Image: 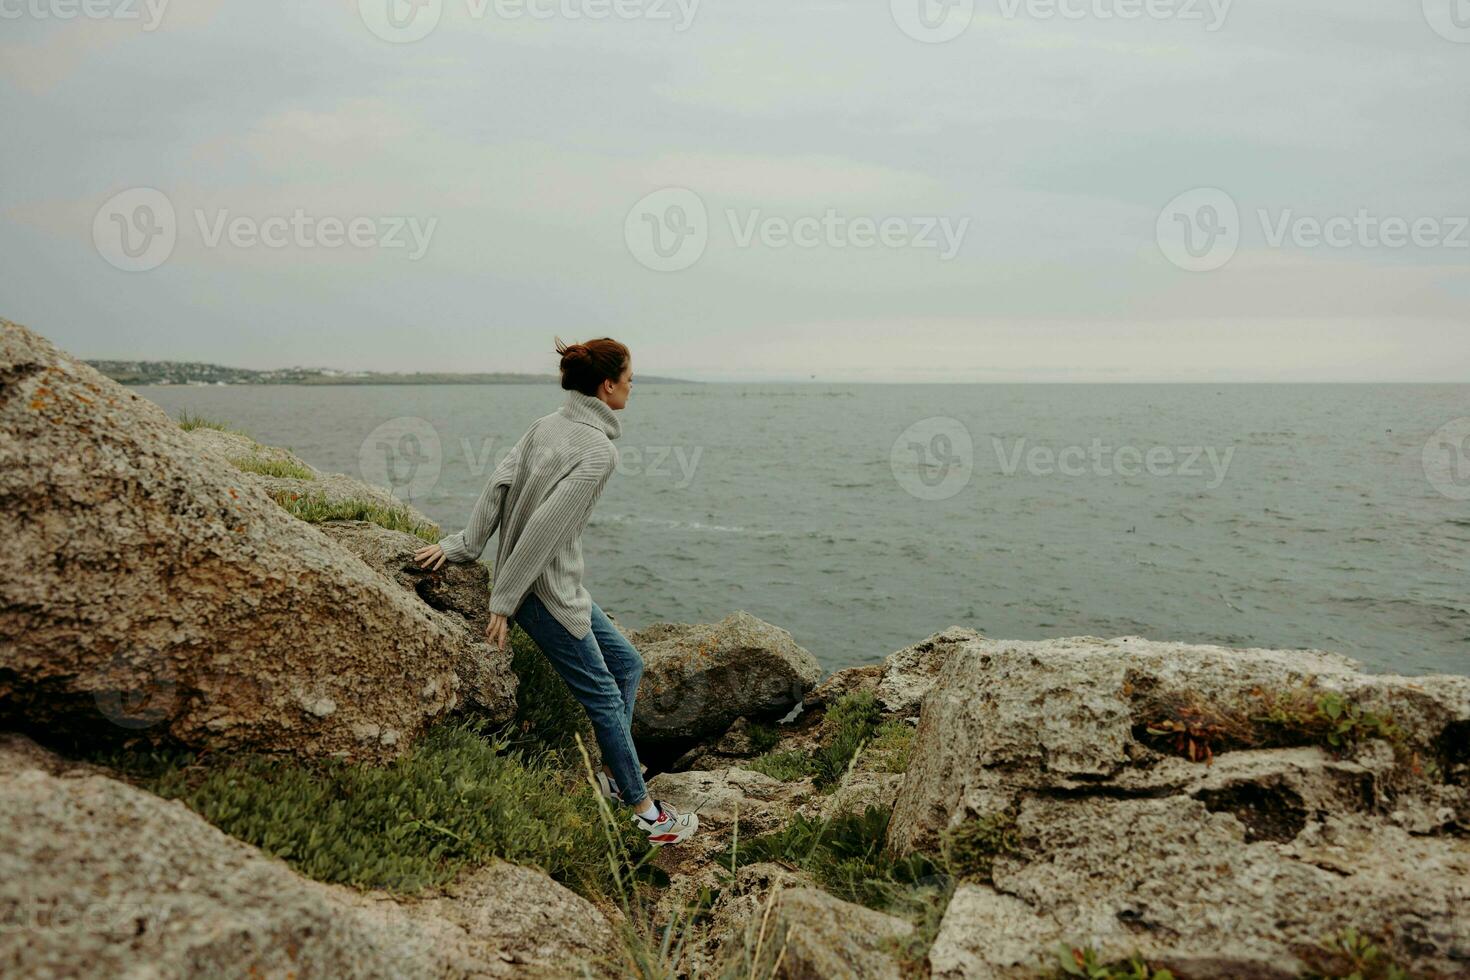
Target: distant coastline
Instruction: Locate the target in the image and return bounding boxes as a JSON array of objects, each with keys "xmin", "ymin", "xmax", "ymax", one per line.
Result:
[{"xmin": 84, "ymin": 359, "xmax": 697, "ymax": 387}]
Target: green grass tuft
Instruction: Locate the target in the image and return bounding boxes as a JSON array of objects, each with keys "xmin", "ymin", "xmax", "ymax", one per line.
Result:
[
  {"xmin": 270, "ymin": 490, "xmax": 440, "ymax": 543},
  {"xmin": 939, "ymin": 809, "xmax": 1021, "ymax": 883},
  {"xmin": 96, "ymin": 716, "xmax": 627, "ymax": 901},
  {"xmin": 1052, "ymin": 945, "xmax": 1174, "ymax": 979},
  {"xmin": 743, "ymin": 690, "xmax": 891, "ymax": 791},
  {"xmin": 229, "ymin": 455, "xmax": 317, "ymax": 480},
  {"xmin": 746, "ymin": 749, "xmax": 818, "ymax": 782},
  {"xmin": 176, "ymin": 410, "xmax": 243, "ymax": 433}
]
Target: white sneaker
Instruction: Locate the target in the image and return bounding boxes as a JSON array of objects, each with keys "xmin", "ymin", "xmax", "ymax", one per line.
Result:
[{"xmin": 631, "ymin": 798, "xmax": 699, "ymax": 845}]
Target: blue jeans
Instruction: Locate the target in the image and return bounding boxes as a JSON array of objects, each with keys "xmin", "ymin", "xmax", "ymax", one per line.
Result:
[{"xmin": 510, "ymin": 590, "xmax": 648, "ymax": 807}]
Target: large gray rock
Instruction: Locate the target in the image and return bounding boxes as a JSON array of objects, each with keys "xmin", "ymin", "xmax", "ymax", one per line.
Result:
[
  {"xmin": 630, "ymin": 611, "xmax": 821, "ymax": 747},
  {"xmin": 315, "ymin": 519, "xmax": 516, "ymax": 722},
  {"xmin": 699, "ymin": 862, "xmax": 913, "ymax": 980},
  {"xmin": 875, "ymin": 625, "xmax": 985, "ymax": 718},
  {"xmin": 0, "ymin": 734, "xmax": 616, "ymax": 979},
  {"xmin": 0, "ymin": 319, "xmax": 486, "ymax": 762},
  {"xmin": 888, "ymin": 635, "xmax": 1470, "ymax": 978},
  {"xmin": 642, "ymin": 766, "xmax": 821, "ymax": 887},
  {"xmin": 186, "ymin": 426, "xmax": 438, "ymax": 531}
]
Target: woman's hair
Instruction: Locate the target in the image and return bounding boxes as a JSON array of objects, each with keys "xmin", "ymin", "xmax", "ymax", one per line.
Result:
[{"xmin": 555, "ymin": 336, "xmax": 630, "ymax": 396}]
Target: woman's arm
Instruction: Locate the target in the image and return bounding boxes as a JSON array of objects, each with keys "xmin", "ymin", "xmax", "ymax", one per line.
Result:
[
  {"xmin": 436, "ymin": 432, "xmax": 526, "ymax": 563},
  {"xmin": 486, "ymin": 449, "xmax": 613, "ymax": 617}
]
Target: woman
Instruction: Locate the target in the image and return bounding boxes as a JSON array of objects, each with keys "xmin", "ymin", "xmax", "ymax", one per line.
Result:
[{"xmin": 413, "ymin": 337, "xmax": 698, "ymax": 845}]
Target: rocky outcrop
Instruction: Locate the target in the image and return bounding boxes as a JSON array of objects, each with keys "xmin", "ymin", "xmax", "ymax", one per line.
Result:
[
  {"xmin": 887, "ymin": 635, "xmax": 1470, "ymax": 978},
  {"xmin": 630, "ymin": 611, "xmax": 821, "ymax": 750},
  {"xmin": 693, "ymin": 862, "xmax": 914, "ymax": 979},
  {"xmin": 642, "ymin": 766, "xmax": 822, "ymax": 887},
  {"xmin": 0, "ymin": 734, "xmax": 616, "ymax": 979},
  {"xmin": 186, "ymin": 425, "xmax": 437, "ymax": 530},
  {"xmin": 316, "ymin": 520, "xmax": 516, "ymax": 721},
  {"xmin": 0, "ymin": 319, "xmax": 497, "ymax": 762},
  {"xmin": 874, "ymin": 625, "xmax": 984, "ymax": 718}
]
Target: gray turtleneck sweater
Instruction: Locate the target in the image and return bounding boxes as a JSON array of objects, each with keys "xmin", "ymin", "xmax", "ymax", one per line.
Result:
[{"xmin": 436, "ymin": 389, "xmax": 621, "ymax": 639}]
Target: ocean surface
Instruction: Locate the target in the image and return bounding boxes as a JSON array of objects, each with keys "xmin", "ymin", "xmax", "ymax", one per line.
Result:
[{"xmin": 137, "ymin": 383, "xmax": 1470, "ymax": 677}]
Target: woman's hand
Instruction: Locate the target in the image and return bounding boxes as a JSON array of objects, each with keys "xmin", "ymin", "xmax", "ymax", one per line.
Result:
[
  {"xmin": 486, "ymin": 613, "xmax": 510, "ymax": 652},
  {"xmin": 413, "ymin": 543, "xmax": 447, "ymax": 570}
]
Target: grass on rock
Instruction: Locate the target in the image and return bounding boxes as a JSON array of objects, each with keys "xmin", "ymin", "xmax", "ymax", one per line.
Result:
[
  {"xmin": 269, "ymin": 490, "xmax": 440, "ymax": 543},
  {"xmin": 229, "ymin": 455, "xmax": 316, "ymax": 480},
  {"xmin": 97, "ymin": 715, "xmax": 635, "ymax": 901},
  {"xmin": 745, "ymin": 690, "xmax": 913, "ymax": 789}
]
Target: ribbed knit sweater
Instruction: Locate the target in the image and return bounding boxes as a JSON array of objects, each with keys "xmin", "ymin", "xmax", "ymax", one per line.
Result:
[{"xmin": 436, "ymin": 389, "xmax": 621, "ymax": 639}]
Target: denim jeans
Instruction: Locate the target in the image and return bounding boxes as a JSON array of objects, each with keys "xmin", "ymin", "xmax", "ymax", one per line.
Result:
[{"xmin": 510, "ymin": 590, "xmax": 648, "ymax": 807}]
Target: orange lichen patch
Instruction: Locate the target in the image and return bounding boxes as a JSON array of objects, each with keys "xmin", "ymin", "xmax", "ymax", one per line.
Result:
[{"xmin": 229, "ymin": 488, "xmax": 239, "ymax": 499}]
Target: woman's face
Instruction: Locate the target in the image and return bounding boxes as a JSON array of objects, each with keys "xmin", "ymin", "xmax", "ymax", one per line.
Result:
[{"xmin": 602, "ymin": 360, "xmax": 633, "ymax": 409}]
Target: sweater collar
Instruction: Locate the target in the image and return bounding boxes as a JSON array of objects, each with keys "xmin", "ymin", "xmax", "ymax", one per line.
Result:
[{"xmin": 558, "ymin": 388, "xmax": 622, "ymax": 440}]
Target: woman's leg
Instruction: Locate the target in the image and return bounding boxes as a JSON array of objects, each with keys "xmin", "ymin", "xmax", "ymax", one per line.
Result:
[
  {"xmin": 589, "ymin": 600, "xmax": 643, "ymax": 733},
  {"xmin": 511, "ymin": 592, "xmax": 650, "ymax": 808}
]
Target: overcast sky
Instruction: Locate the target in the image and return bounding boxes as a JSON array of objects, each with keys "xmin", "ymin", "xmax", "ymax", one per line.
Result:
[{"xmin": 3, "ymin": 0, "xmax": 1468, "ymax": 382}]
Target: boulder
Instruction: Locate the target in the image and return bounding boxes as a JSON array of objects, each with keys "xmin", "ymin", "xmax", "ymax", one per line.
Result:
[
  {"xmin": 888, "ymin": 635, "xmax": 1470, "ymax": 978},
  {"xmin": 0, "ymin": 319, "xmax": 487, "ymax": 762},
  {"xmin": 0, "ymin": 734, "xmax": 617, "ymax": 979},
  {"xmin": 642, "ymin": 766, "xmax": 821, "ymax": 882},
  {"xmin": 802, "ymin": 663, "xmax": 884, "ymax": 712},
  {"xmin": 699, "ymin": 863, "xmax": 913, "ymax": 979},
  {"xmin": 315, "ymin": 519, "xmax": 516, "ymax": 721},
  {"xmin": 875, "ymin": 626, "xmax": 985, "ymax": 718},
  {"xmin": 630, "ymin": 611, "xmax": 821, "ymax": 749},
  {"xmin": 185, "ymin": 425, "xmax": 438, "ymax": 530}
]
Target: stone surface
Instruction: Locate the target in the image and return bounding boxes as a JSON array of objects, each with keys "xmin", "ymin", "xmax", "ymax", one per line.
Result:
[
  {"xmin": 643, "ymin": 766, "xmax": 821, "ymax": 884},
  {"xmin": 315, "ymin": 519, "xmax": 516, "ymax": 722},
  {"xmin": 0, "ymin": 319, "xmax": 486, "ymax": 762},
  {"xmin": 697, "ymin": 863, "xmax": 913, "ymax": 980},
  {"xmin": 890, "ymin": 635, "xmax": 1470, "ymax": 978},
  {"xmin": 186, "ymin": 425, "xmax": 437, "ymax": 530},
  {"xmin": 803, "ymin": 663, "xmax": 884, "ymax": 712},
  {"xmin": 875, "ymin": 626, "xmax": 985, "ymax": 718},
  {"xmin": 0, "ymin": 734, "xmax": 617, "ymax": 979},
  {"xmin": 630, "ymin": 611, "xmax": 821, "ymax": 748}
]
